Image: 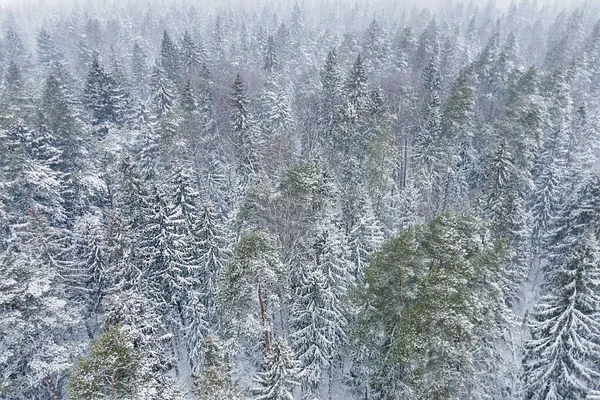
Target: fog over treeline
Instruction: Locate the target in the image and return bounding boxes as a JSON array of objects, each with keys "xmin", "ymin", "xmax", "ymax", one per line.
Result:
[{"xmin": 3, "ymin": 0, "xmax": 600, "ymax": 399}]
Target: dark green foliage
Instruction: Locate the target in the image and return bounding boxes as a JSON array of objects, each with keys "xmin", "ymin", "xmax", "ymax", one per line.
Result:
[
  {"xmin": 356, "ymin": 214, "xmax": 509, "ymax": 399},
  {"xmin": 68, "ymin": 326, "xmax": 139, "ymax": 400}
]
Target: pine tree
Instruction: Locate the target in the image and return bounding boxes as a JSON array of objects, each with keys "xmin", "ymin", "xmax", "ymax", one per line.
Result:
[
  {"xmin": 219, "ymin": 231, "xmax": 283, "ymax": 354},
  {"xmin": 196, "ymin": 334, "xmax": 242, "ymax": 400},
  {"xmin": 252, "ymin": 340, "xmax": 302, "ymax": 400},
  {"xmin": 523, "ymin": 229, "xmax": 600, "ymax": 399},
  {"xmin": 356, "ymin": 214, "xmax": 511, "ymax": 399},
  {"xmin": 68, "ymin": 326, "xmax": 140, "ymax": 399}
]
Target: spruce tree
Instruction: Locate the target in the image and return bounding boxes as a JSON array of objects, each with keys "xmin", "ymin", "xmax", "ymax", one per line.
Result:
[
  {"xmin": 160, "ymin": 31, "xmax": 181, "ymax": 85},
  {"xmin": 344, "ymin": 53, "xmax": 369, "ymax": 112},
  {"xmin": 264, "ymin": 35, "xmax": 279, "ymax": 73},
  {"xmin": 83, "ymin": 56, "xmax": 130, "ymax": 127},
  {"xmin": 150, "ymin": 62, "xmax": 176, "ymax": 120},
  {"xmin": 320, "ymin": 47, "xmax": 342, "ymax": 142},
  {"xmin": 231, "ymin": 73, "xmax": 259, "ymax": 184},
  {"xmin": 131, "ymin": 41, "xmax": 149, "ymax": 99},
  {"xmin": 523, "ymin": 229, "xmax": 600, "ymax": 399},
  {"xmin": 290, "ymin": 260, "xmax": 342, "ymax": 399},
  {"xmin": 252, "ymin": 340, "xmax": 302, "ymax": 400},
  {"xmin": 180, "ymin": 31, "xmax": 202, "ymax": 79},
  {"xmin": 37, "ymin": 28, "xmax": 63, "ymax": 71}
]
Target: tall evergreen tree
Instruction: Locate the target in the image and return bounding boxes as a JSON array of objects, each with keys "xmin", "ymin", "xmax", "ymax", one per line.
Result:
[
  {"xmin": 131, "ymin": 41, "xmax": 149, "ymax": 100},
  {"xmin": 180, "ymin": 31, "xmax": 202, "ymax": 79},
  {"xmin": 252, "ymin": 340, "xmax": 302, "ymax": 400},
  {"xmin": 344, "ymin": 53, "xmax": 369, "ymax": 112},
  {"xmin": 160, "ymin": 31, "xmax": 181, "ymax": 85},
  {"xmin": 523, "ymin": 229, "xmax": 600, "ymax": 399},
  {"xmin": 150, "ymin": 62, "xmax": 176, "ymax": 119},
  {"xmin": 231, "ymin": 73, "xmax": 259, "ymax": 184},
  {"xmin": 264, "ymin": 35, "xmax": 279, "ymax": 73},
  {"xmin": 83, "ymin": 56, "xmax": 130, "ymax": 127}
]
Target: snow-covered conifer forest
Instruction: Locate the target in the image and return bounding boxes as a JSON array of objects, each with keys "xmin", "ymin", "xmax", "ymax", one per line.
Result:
[{"xmin": 3, "ymin": 0, "xmax": 600, "ymax": 398}]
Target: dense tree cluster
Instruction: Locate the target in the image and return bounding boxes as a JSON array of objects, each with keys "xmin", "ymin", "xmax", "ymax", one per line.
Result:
[{"xmin": 1, "ymin": 0, "xmax": 600, "ymax": 399}]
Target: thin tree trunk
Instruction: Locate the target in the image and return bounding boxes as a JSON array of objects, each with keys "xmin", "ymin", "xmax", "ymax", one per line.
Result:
[
  {"xmin": 44, "ymin": 376, "xmax": 60, "ymax": 400},
  {"xmin": 111, "ymin": 366, "xmax": 117, "ymax": 397},
  {"xmin": 257, "ymin": 279, "xmax": 270, "ymax": 352},
  {"xmin": 441, "ymin": 155, "xmax": 451, "ymax": 214}
]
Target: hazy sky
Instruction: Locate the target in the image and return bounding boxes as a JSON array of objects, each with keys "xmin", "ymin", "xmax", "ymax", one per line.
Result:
[{"xmin": 0, "ymin": 0, "xmax": 578, "ymax": 11}]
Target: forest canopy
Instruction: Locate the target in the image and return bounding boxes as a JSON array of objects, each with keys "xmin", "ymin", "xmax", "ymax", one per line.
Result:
[{"xmin": 1, "ymin": 0, "xmax": 600, "ymax": 399}]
